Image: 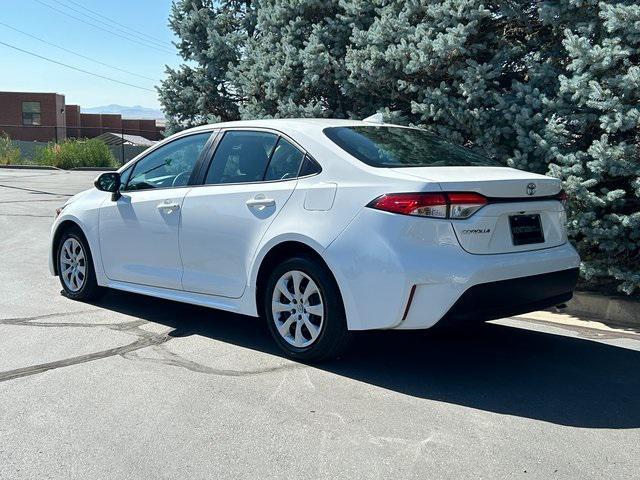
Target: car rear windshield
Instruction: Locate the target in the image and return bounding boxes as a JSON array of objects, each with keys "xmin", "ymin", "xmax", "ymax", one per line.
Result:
[{"xmin": 323, "ymin": 126, "xmax": 501, "ymax": 168}]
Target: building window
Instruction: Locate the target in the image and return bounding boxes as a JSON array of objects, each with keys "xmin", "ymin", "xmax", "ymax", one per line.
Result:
[{"xmin": 22, "ymin": 102, "xmax": 41, "ymax": 126}]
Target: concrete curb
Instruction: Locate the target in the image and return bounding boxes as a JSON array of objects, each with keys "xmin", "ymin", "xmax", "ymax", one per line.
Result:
[
  {"xmin": 0, "ymin": 165, "xmax": 116, "ymax": 171},
  {"xmin": 0, "ymin": 164, "xmax": 60, "ymax": 170},
  {"xmin": 562, "ymin": 292, "xmax": 639, "ymax": 328},
  {"xmin": 69, "ymin": 167, "xmax": 118, "ymax": 171}
]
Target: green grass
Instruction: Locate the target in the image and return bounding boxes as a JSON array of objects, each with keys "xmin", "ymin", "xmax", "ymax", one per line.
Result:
[
  {"xmin": 0, "ymin": 133, "xmax": 22, "ymax": 165},
  {"xmin": 33, "ymin": 138, "xmax": 117, "ymax": 169}
]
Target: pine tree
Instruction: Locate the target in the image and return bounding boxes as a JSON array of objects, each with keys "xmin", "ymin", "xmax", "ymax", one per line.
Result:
[
  {"xmin": 540, "ymin": 1, "xmax": 640, "ymax": 294},
  {"xmin": 344, "ymin": 2, "xmax": 553, "ymax": 159},
  {"xmin": 158, "ymin": 0, "xmax": 640, "ymax": 295},
  {"xmin": 158, "ymin": 0, "xmax": 254, "ymax": 132},
  {"xmin": 230, "ymin": 0, "xmax": 358, "ymax": 119}
]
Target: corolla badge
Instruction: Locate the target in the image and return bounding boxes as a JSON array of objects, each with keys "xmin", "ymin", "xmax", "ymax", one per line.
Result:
[{"xmin": 526, "ymin": 183, "xmax": 537, "ymax": 196}]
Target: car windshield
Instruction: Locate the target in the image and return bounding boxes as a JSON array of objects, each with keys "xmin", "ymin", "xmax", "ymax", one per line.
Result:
[{"xmin": 323, "ymin": 126, "xmax": 501, "ymax": 168}]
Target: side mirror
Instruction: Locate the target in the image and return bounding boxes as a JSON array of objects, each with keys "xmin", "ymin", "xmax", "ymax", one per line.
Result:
[{"xmin": 94, "ymin": 172, "xmax": 121, "ymax": 201}]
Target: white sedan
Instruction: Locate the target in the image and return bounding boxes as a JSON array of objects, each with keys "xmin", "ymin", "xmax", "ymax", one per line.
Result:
[{"xmin": 49, "ymin": 118, "xmax": 580, "ymax": 360}]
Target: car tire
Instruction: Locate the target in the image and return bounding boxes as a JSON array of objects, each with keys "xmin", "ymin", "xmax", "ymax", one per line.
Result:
[
  {"xmin": 56, "ymin": 227, "xmax": 102, "ymax": 301},
  {"xmin": 264, "ymin": 255, "xmax": 350, "ymax": 361}
]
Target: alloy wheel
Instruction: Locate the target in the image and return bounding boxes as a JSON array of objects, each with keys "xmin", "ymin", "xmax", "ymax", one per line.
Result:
[
  {"xmin": 59, "ymin": 237, "xmax": 86, "ymax": 292},
  {"xmin": 271, "ymin": 270, "xmax": 324, "ymax": 348}
]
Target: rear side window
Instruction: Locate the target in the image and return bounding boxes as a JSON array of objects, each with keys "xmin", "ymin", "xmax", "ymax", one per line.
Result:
[
  {"xmin": 323, "ymin": 126, "xmax": 500, "ymax": 168},
  {"xmin": 264, "ymin": 138, "xmax": 305, "ymax": 181},
  {"xmin": 298, "ymin": 155, "xmax": 322, "ymax": 176},
  {"xmin": 205, "ymin": 131, "xmax": 278, "ymax": 184}
]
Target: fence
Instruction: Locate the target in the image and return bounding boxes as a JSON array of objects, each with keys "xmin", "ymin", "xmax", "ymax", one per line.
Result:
[
  {"xmin": 0, "ymin": 124, "xmax": 163, "ymax": 165},
  {"xmin": 9, "ymin": 140, "xmax": 149, "ymax": 165},
  {"xmin": 108, "ymin": 144, "xmax": 150, "ymax": 164}
]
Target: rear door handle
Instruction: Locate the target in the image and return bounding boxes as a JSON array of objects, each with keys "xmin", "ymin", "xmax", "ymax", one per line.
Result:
[
  {"xmin": 246, "ymin": 197, "xmax": 275, "ymax": 209},
  {"xmin": 157, "ymin": 201, "xmax": 181, "ymax": 213}
]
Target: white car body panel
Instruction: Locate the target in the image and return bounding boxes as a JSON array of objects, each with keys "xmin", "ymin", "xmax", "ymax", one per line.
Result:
[
  {"xmin": 451, "ymin": 200, "xmax": 567, "ymax": 255},
  {"xmin": 49, "ymin": 118, "xmax": 580, "ymax": 332},
  {"xmin": 303, "ymin": 182, "xmax": 337, "ymax": 210},
  {"xmin": 390, "ymin": 166, "xmax": 560, "ymax": 197},
  {"xmin": 323, "ymin": 208, "xmax": 579, "ymax": 330},
  {"xmin": 388, "ymin": 165, "xmax": 567, "ymax": 255},
  {"xmin": 179, "ymin": 180, "xmax": 298, "ymax": 298},
  {"xmin": 48, "ymin": 189, "xmax": 105, "ymax": 277},
  {"xmin": 99, "ymin": 188, "xmax": 188, "ymax": 289}
]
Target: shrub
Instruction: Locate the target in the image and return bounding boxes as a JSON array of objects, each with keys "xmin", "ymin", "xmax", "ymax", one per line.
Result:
[
  {"xmin": 33, "ymin": 138, "xmax": 117, "ymax": 169},
  {"xmin": 0, "ymin": 132, "xmax": 21, "ymax": 165}
]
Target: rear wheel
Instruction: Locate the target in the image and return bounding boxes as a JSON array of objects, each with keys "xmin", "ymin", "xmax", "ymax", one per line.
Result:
[
  {"xmin": 56, "ymin": 227, "xmax": 101, "ymax": 301},
  {"xmin": 264, "ymin": 256, "xmax": 350, "ymax": 361}
]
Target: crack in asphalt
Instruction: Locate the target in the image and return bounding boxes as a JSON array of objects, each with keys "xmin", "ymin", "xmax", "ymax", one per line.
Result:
[
  {"xmin": 0, "ymin": 310, "xmax": 104, "ymax": 324},
  {"xmin": 122, "ymin": 346, "xmax": 303, "ymax": 377},
  {"xmin": 0, "ymin": 310, "xmax": 170, "ymax": 383},
  {"xmin": 0, "ymin": 333, "xmax": 173, "ymax": 383},
  {"xmin": 0, "ymin": 183, "xmax": 75, "ymax": 197},
  {"xmin": 0, "ymin": 310, "xmax": 300, "ymax": 382},
  {"xmin": 0, "ymin": 172, "xmax": 66, "ymax": 180}
]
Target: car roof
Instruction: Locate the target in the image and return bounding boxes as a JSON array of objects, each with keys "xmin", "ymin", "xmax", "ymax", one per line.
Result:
[
  {"xmin": 169, "ymin": 119, "xmax": 420, "ymax": 176},
  {"xmin": 182, "ymin": 118, "xmax": 410, "ymax": 136}
]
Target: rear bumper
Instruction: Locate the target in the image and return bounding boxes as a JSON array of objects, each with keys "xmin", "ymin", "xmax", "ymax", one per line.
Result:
[
  {"xmin": 324, "ymin": 208, "xmax": 581, "ymax": 331},
  {"xmin": 437, "ymin": 268, "xmax": 578, "ymax": 326}
]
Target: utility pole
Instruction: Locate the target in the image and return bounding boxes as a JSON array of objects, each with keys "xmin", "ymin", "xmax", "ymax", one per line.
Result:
[{"xmin": 121, "ymin": 127, "xmax": 125, "ymax": 165}]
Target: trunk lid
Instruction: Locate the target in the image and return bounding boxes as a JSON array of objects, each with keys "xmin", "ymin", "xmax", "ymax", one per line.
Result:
[
  {"xmin": 391, "ymin": 166, "xmax": 560, "ymax": 197},
  {"xmin": 391, "ymin": 166, "xmax": 567, "ymax": 254}
]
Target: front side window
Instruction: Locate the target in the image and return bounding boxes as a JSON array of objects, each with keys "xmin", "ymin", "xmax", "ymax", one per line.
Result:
[
  {"xmin": 22, "ymin": 102, "xmax": 41, "ymax": 126},
  {"xmin": 324, "ymin": 126, "xmax": 501, "ymax": 168},
  {"xmin": 264, "ymin": 138, "xmax": 305, "ymax": 181},
  {"xmin": 125, "ymin": 132, "xmax": 211, "ymax": 191},
  {"xmin": 205, "ymin": 131, "xmax": 278, "ymax": 185},
  {"xmin": 118, "ymin": 165, "xmax": 133, "ymax": 191}
]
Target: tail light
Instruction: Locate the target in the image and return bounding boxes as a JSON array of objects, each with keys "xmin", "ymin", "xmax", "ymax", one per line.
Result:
[
  {"xmin": 367, "ymin": 192, "xmax": 487, "ymax": 219},
  {"xmin": 447, "ymin": 193, "xmax": 489, "ymax": 219}
]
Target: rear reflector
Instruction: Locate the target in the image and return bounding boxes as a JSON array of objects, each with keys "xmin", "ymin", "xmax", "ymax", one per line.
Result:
[{"xmin": 367, "ymin": 192, "xmax": 487, "ymax": 219}]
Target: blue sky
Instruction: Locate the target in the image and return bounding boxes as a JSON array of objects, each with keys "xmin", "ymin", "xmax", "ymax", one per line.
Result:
[{"xmin": 0, "ymin": 0, "xmax": 180, "ymax": 109}]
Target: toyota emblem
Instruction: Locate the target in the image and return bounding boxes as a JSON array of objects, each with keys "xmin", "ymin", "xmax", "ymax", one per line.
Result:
[{"xmin": 526, "ymin": 183, "xmax": 536, "ymax": 196}]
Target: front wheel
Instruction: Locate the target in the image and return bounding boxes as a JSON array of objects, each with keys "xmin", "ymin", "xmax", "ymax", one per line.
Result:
[
  {"xmin": 56, "ymin": 227, "xmax": 102, "ymax": 301},
  {"xmin": 264, "ymin": 256, "xmax": 350, "ymax": 361}
]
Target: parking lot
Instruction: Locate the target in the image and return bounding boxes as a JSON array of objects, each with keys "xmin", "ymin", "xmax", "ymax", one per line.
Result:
[{"xmin": 0, "ymin": 168, "xmax": 639, "ymax": 479}]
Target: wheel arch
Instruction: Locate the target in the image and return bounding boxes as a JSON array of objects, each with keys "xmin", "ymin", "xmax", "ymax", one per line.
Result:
[
  {"xmin": 253, "ymin": 239, "xmax": 344, "ymax": 319},
  {"xmin": 51, "ymin": 219, "xmax": 87, "ymax": 276}
]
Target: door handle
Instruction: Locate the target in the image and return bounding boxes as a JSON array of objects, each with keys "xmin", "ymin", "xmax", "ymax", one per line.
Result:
[
  {"xmin": 246, "ymin": 197, "xmax": 275, "ymax": 208},
  {"xmin": 157, "ymin": 201, "xmax": 181, "ymax": 213}
]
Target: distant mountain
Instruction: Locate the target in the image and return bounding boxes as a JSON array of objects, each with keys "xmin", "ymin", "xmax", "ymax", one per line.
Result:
[{"xmin": 82, "ymin": 104, "xmax": 165, "ymax": 120}]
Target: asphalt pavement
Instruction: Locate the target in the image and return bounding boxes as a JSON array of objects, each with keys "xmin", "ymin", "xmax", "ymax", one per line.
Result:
[{"xmin": 1, "ymin": 168, "xmax": 639, "ymax": 479}]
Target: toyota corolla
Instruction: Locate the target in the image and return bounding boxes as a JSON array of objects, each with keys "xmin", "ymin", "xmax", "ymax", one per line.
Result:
[{"xmin": 49, "ymin": 118, "xmax": 580, "ymax": 360}]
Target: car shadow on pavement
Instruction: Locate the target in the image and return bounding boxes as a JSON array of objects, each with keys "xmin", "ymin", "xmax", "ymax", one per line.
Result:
[{"xmin": 93, "ymin": 289, "xmax": 640, "ymax": 430}]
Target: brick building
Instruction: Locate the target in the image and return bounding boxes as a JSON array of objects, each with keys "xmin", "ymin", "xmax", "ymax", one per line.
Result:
[
  {"xmin": 0, "ymin": 91, "xmax": 66, "ymax": 142},
  {"xmin": 65, "ymin": 104, "xmax": 81, "ymax": 138},
  {"xmin": 0, "ymin": 91, "xmax": 164, "ymax": 142}
]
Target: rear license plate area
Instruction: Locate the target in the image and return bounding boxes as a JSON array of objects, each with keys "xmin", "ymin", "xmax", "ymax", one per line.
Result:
[{"xmin": 509, "ymin": 214, "xmax": 544, "ymax": 246}]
